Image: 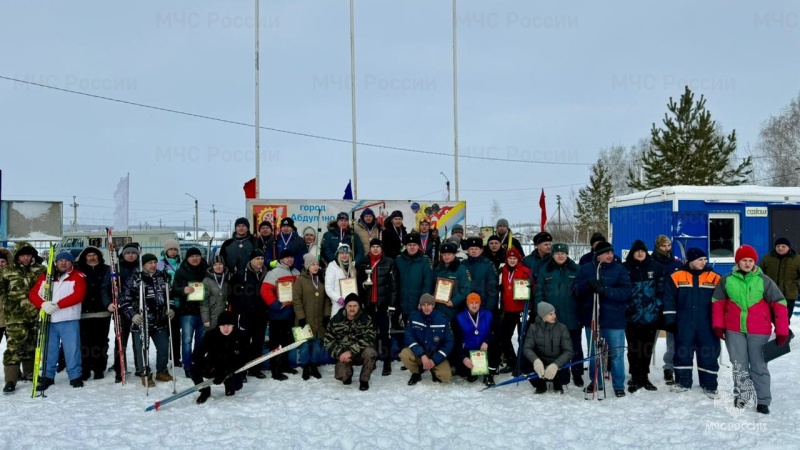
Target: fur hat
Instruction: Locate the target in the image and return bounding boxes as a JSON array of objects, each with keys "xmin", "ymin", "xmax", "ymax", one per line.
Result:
[
  {"xmin": 164, "ymin": 239, "xmax": 180, "ymax": 252},
  {"xmin": 735, "ymin": 245, "xmax": 758, "ymax": 264},
  {"xmin": 440, "ymin": 242, "xmax": 458, "ymax": 254},
  {"xmin": 14, "ymin": 245, "xmax": 42, "ymax": 264},
  {"xmin": 686, "ymin": 247, "xmax": 707, "ymax": 263},
  {"xmin": 533, "ymin": 232, "xmax": 553, "ymax": 246},
  {"xmin": 537, "ymin": 302, "xmax": 555, "ymax": 319},
  {"xmin": 465, "ymin": 237, "xmax": 483, "ymax": 249},
  {"xmin": 404, "ymin": 233, "xmax": 422, "ymax": 246},
  {"xmin": 141, "ymin": 253, "xmax": 158, "ymax": 265},
  {"xmin": 345, "ymin": 293, "xmax": 360, "ymax": 305}
]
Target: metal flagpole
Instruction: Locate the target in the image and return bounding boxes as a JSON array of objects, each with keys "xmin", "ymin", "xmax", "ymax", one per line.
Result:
[
  {"xmin": 452, "ymin": 0, "xmax": 460, "ymax": 201},
  {"xmin": 255, "ymin": 0, "xmax": 261, "ymax": 198},
  {"xmin": 349, "ymin": 0, "xmax": 358, "ymax": 200}
]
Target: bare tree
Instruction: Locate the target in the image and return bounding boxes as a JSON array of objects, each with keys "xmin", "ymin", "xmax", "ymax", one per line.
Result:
[
  {"xmin": 754, "ymin": 93, "xmax": 800, "ymax": 187},
  {"xmin": 490, "ymin": 199, "xmax": 503, "ymax": 224},
  {"xmin": 600, "ymin": 141, "xmax": 645, "ymax": 196}
]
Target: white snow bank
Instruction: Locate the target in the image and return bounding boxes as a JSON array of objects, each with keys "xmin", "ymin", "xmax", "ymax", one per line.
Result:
[{"xmin": 10, "ymin": 202, "xmax": 53, "ymax": 220}]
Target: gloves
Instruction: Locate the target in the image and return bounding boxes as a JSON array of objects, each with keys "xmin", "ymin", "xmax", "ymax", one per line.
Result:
[
  {"xmin": 533, "ymin": 359, "xmax": 545, "ymax": 378},
  {"xmin": 588, "ymin": 280, "xmax": 606, "ymax": 295},
  {"xmin": 544, "ymin": 363, "xmax": 558, "ymax": 380},
  {"xmin": 298, "ymin": 319, "xmax": 307, "ymax": 328},
  {"xmin": 713, "ymin": 326, "xmax": 726, "ymax": 341},
  {"xmin": 337, "ymin": 297, "xmax": 345, "ymax": 307},
  {"xmin": 132, "ymin": 314, "xmax": 144, "ymax": 326},
  {"xmin": 41, "ymin": 301, "xmax": 59, "ymax": 315},
  {"xmin": 213, "ymin": 374, "xmax": 226, "ymax": 385},
  {"xmin": 323, "ymin": 317, "xmax": 330, "ymax": 328},
  {"xmin": 777, "ymin": 333, "xmax": 789, "ymax": 347},
  {"xmin": 167, "ymin": 309, "xmax": 176, "ymax": 320}
]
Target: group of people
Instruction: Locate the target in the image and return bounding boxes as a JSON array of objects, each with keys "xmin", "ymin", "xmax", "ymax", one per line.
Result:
[{"xmin": 0, "ymin": 212, "xmax": 792, "ymax": 414}]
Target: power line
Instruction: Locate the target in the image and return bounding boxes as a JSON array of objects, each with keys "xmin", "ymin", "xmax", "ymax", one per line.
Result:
[{"xmin": 1, "ymin": 75, "xmax": 607, "ymax": 167}]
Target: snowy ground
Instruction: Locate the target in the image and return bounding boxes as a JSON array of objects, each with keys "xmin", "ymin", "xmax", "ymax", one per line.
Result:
[{"xmin": 1, "ymin": 322, "xmax": 798, "ymax": 449}]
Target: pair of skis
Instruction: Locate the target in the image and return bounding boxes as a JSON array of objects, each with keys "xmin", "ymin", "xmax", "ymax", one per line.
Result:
[
  {"xmin": 144, "ymin": 339, "xmax": 307, "ymax": 411},
  {"xmin": 106, "ymin": 228, "xmax": 127, "ymax": 385},
  {"xmin": 31, "ymin": 244, "xmax": 56, "ymax": 397}
]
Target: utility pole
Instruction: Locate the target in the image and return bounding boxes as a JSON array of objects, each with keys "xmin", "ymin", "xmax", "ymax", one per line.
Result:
[
  {"xmin": 69, "ymin": 196, "xmax": 79, "ymax": 231},
  {"xmin": 186, "ymin": 193, "xmax": 199, "ymax": 242},
  {"xmin": 210, "ymin": 204, "xmax": 218, "ymax": 239},
  {"xmin": 159, "ymin": 218, "xmax": 162, "ymax": 229},
  {"xmin": 556, "ymin": 195, "xmax": 562, "ymax": 241},
  {"xmin": 440, "ymin": 172, "xmax": 450, "ymax": 201}
]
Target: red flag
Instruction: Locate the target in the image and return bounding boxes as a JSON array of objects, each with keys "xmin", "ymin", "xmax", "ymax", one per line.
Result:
[
  {"xmin": 539, "ymin": 189, "xmax": 547, "ymax": 232},
  {"xmin": 243, "ymin": 178, "xmax": 257, "ymax": 199}
]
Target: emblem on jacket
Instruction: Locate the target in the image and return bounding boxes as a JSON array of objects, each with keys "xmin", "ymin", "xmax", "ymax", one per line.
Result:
[{"xmin": 647, "ymin": 271, "xmax": 654, "ymax": 279}]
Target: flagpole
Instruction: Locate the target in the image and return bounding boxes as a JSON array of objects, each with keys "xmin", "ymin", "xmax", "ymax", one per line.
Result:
[
  {"xmin": 452, "ymin": 0, "xmax": 460, "ymax": 201},
  {"xmin": 349, "ymin": 0, "xmax": 358, "ymax": 200},
  {"xmin": 126, "ymin": 172, "xmax": 130, "ymax": 236},
  {"xmin": 254, "ymin": 0, "xmax": 261, "ymax": 198}
]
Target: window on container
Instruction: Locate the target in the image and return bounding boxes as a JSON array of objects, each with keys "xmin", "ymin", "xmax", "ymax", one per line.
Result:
[
  {"xmin": 708, "ymin": 213, "xmax": 739, "ymax": 259},
  {"xmin": 88, "ymin": 238, "xmax": 103, "ymax": 248}
]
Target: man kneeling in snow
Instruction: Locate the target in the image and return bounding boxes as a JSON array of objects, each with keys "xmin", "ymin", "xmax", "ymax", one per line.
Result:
[
  {"xmin": 193, "ymin": 311, "xmax": 247, "ymax": 404},
  {"xmin": 400, "ymin": 294, "xmax": 454, "ymax": 385},
  {"xmin": 324, "ymin": 294, "xmax": 378, "ymax": 391}
]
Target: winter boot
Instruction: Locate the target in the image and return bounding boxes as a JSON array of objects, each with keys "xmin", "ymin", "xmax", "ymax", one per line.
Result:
[
  {"xmin": 155, "ymin": 371, "xmax": 173, "ymax": 382},
  {"xmin": 615, "ymin": 390, "xmax": 626, "ymax": 398},
  {"xmin": 663, "ymin": 369, "xmax": 674, "ymax": 385},
  {"xmin": 302, "ymin": 364, "xmax": 312, "ymax": 381},
  {"xmin": 359, "ymin": 381, "xmax": 370, "ymax": 391},
  {"xmin": 141, "ymin": 374, "xmax": 155, "ymax": 388},
  {"xmin": 342, "ymin": 376, "xmax": 353, "ymax": 385},
  {"xmin": 80, "ymin": 371, "xmax": 92, "ymax": 381},
  {"xmin": 382, "ymin": 360, "xmax": 392, "ymax": 376},
  {"xmin": 642, "ymin": 379, "xmax": 657, "ymax": 391},
  {"xmin": 628, "ymin": 379, "xmax": 642, "ymax": 393},
  {"xmin": 572, "ymin": 374, "xmax": 584, "ymax": 388},
  {"xmin": 36, "ymin": 377, "xmax": 54, "ymax": 392},
  {"xmin": 553, "ymin": 380, "xmax": 564, "ymax": 394},
  {"xmin": 483, "ymin": 374, "xmax": 495, "ymax": 387},
  {"xmin": 271, "ymin": 365, "xmax": 288, "ymax": 381},
  {"xmin": 3, "ymin": 381, "xmax": 15, "ymax": 393},
  {"xmin": 407, "ymin": 373, "xmax": 422, "ymax": 385},
  {"xmin": 70, "ymin": 378, "xmax": 84, "ymax": 388},
  {"xmin": 756, "ymin": 404, "xmax": 770, "ymax": 414},
  {"xmin": 93, "ymin": 370, "xmax": 105, "ymax": 380},
  {"xmin": 310, "ymin": 364, "xmax": 322, "ymax": 379},
  {"xmin": 196, "ymin": 389, "xmax": 211, "ymax": 404},
  {"xmin": 249, "ymin": 369, "xmax": 266, "ymax": 379},
  {"xmin": 4, "ymin": 366, "xmax": 19, "ymax": 386}
]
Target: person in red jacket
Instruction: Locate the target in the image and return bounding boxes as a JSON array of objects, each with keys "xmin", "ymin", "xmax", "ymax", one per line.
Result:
[
  {"xmin": 29, "ymin": 252, "xmax": 87, "ymax": 391},
  {"xmin": 497, "ymin": 249, "xmax": 530, "ymax": 374},
  {"xmin": 261, "ymin": 250, "xmax": 300, "ymax": 380},
  {"xmin": 712, "ymin": 245, "xmax": 789, "ymax": 415}
]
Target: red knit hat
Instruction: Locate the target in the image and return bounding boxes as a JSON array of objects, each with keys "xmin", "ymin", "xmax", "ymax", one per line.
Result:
[
  {"xmin": 506, "ymin": 248, "xmax": 522, "ymax": 261},
  {"xmin": 735, "ymin": 245, "xmax": 758, "ymax": 264}
]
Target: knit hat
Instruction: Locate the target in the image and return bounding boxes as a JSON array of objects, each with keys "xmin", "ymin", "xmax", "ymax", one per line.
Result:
[
  {"xmin": 594, "ymin": 241, "xmax": 614, "ymax": 257},
  {"xmin": 303, "ymin": 253, "xmax": 318, "ymax": 270},
  {"xmin": 419, "ymin": 293, "xmax": 435, "ymax": 306},
  {"xmin": 336, "ymin": 212, "xmax": 349, "ymax": 221},
  {"xmin": 735, "ymin": 245, "xmax": 758, "ymax": 264},
  {"xmin": 141, "ymin": 253, "xmax": 158, "ymax": 265},
  {"xmin": 279, "ymin": 249, "xmax": 294, "ymax": 260},
  {"xmin": 185, "ymin": 247, "xmax": 202, "ymax": 259},
  {"xmin": 217, "ymin": 311, "xmax": 236, "ymax": 327},
  {"xmin": 55, "ymin": 251, "xmax": 75, "ymax": 264},
  {"xmin": 369, "ymin": 238, "xmax": 382, "ymax": 248},
  {"xmin": 487, "ymin": 235, "xmax": 501, "ymax": 244},
  {"xmin": 404, "ymin": 233, "xmax": 421, "ymax": 246},
  {"xmin": 361, "ymin": 208, "xmax": 375, "ymax": 219},
  {"xmin": 466, "ymin": 293, "xmax": 481, "ymax": 306},
  {"xmin": 451, "ymin": 224, "xmax": 464, "ymax": 234},
  {"xmin": 302, "ymin": 226, "xmax": 316, "ymax": 237},
  {"xmin": 345, "ymin": 293, "xmax": 360, "ymax": 305},
  {"xmin": 496, "ymin": 218, "xmax": 509, "ymax": 228},
  {"xmin": 774, "ymin": 237, "xmax": 792, "ymax": 248},
  {"xmin": 249, "ymin": 249, "xmax": 264, "ymax": 260},
  {"xmin": 336, "ymin": 243, "xmax": 351, "ymax": 254},
  {"xmin": 447, "ymin": 236, "xmax": 462, "ymax": 247},
  {"xmin": 258, "ymin": 221, "xmax": 273, "ymax": 230},
  {"xmin": 506, "ymin": 248, "xmax": 522, "ymax": 261},
  {"xmin": 630, "ymin": 240, "xmax": 648, "ymax": 254},
  {"xmin": 655, "ymin": 235, "xmax": 671, "ymax": 248},
  {"xmin": 552, "ymin": 243, "xmax": 569, "ymax": 255},
  {"xmin": 590, "ymin": 232, "xmax": 606, "ymax": 246},
  {"xmin": 164, "ymin": 239, "xmax": 180, "ymax": 252},
  {"xmin": 686, "ymin": 247, "xmax": 707, "ymax": 263},
  {"xmin": 533, "ymin": 232, "xmax": 553, "ymax": 246},
  {"xmin": 440, "ymin": 242, "xmax": 458, "ymax": 254},
  {"xmin": 279, "ymin": 217, "xmax": 296, "ymax": 230},
  {"xmin": 537, "ymin": 302, "xmax": 555, "ymax": 319},
  {"xmin": 465, "ymin": 237, "xmax": 483, "ymax": 249},
  {"xmin": 121, "ymin": 243, "xmax": 140, "ymax": 256},
  {"xmin": 212, "ymin": 255, "xmax": 225, "ymax": 266},
  {"xmin": 235, "ymin": 217, "xmax": 250, "ymax": 229},
  {"xmin": 389, "ymin": 210, "xmax": 404, "ymax": 220}
]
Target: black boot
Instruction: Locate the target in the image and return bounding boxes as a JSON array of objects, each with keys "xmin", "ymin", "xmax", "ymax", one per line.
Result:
[
  {"xmin": 36, "ymin": 377, "xmax": 54, "ymax": 392},
  {"xmin": 302, "ymin": 365, "xmax": 311, "ymax": 381},
  {"xmin": 664, "ymin": 369, "xmax": 674, "ymax": 385},
  {"xmin": 359, "ymin": 381, "xmax": 369, "ymax": 391},
  {"xmin": 756, "ymin": 404, "xmax": 770, "ymax": 415},
  {"xmin": 573, "ymin": 374, "xmax": 584, "ymax": 388},
  {"xmin": 3, "ymin": 381, "xmax": 15, "ymax": 393},
  {"xmin": 483, "ymin": 374, "xmax": 495, "ymax": 387},
  {"xmin": 70, "ymin": 378, "xmax": 84, "ymax": 388},
  {"xmin": 196, "ymin": 389, "xmax": 211, "ymax": 404},
  {"xmin": 310, "ymin": 365, "xmax": 322, "ymax": 379},
  {"xmin": 382, "ymin": 360, "xmax": 392, "ymax": 376},
  {"xmin": 408, "ymin": 373, "xmax": 422, "ymax": 385},
  {"xmin": 249, "ymin": 369, "xmax": 267, "ymax": 379},
  {"xmin": 271, "ymin": 367, "xmax": 288, "ymax": 381}
]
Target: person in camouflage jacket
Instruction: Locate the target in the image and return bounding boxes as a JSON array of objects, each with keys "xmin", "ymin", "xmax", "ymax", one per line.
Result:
[{"xmin": 324, "ymin": 294, "xmax": 377, "ymax": 390}]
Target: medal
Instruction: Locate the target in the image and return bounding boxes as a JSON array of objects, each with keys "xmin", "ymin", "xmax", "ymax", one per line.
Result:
[
  {"xmin": 315, "ymin": 292, "xmax": 319, "ymax": 297},
  {"xmin": 239, "ymin": 244, "xmax": 243, "ymax": 248},
  {"xmin": 474, "ymin": 330, "xmax": 479, "ymax": 335}
]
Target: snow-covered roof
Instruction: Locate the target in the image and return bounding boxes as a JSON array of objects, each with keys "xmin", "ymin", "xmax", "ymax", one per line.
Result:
[{"xmin": 610, "ymin": 185, "xmax": 800, "ymax": 208}]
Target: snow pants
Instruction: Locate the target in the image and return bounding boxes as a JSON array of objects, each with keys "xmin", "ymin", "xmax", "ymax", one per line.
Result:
[
  {"xmin": 724, "ymin": 331, "xmax": 771, "ymax": 406},
  {"xmin": 673, "ymin": 324, "xmax": 720, "ymax": 390}
]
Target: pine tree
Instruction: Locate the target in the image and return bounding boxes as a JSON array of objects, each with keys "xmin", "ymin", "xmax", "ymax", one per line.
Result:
[
  {"xmin": 627, "ymin": 86, "xmax": 752, "ymax": 191},
  {"xmin": 575, "ymin": 159, "xmax": 613, "ymax": 239}
]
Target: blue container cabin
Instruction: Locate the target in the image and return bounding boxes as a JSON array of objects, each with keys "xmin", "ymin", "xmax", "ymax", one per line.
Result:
[{"xmin": 608, "ymin": 186, "xmax": 800, "ymax": 274}]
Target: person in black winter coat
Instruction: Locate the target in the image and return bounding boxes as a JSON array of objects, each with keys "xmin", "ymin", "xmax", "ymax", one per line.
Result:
[
  {"xmin": 255, "ymin": 220, "xmax": 278, "ymax": 266},
  {"xmin": 76, "ymin": 247, "xmax": 112, "ymax": 381},
  {"xmin": 357, "ymin": 239, "xmax": 398, "ymax": 376},
  {"xmin": 220, "ymin": 217, "xmax": 258, "ymax": 277},
  {"xmin": 228, "ymin": 249, "xmax": 268, "ymax": 379},
  {"xmin": 381, "ymin": 210, "xmax": 407, "ymax": 260},
  {"xmin": 651, "ymin": 234, "xmax": 683, "ymax": 385},
  {"xmin": 622, "ymin": 240, "xmax": 664, "ymax": 393},
  {"xmin": 113, "ymin": 243, "xmax": 140, "ymax": 381},
  {"xmin": 171, "ymin": 247, "xmax": 209, "ymax": 378},
  {"xmin": 192, "ymin": 311, "xmax": 248, "ymax": 404}
]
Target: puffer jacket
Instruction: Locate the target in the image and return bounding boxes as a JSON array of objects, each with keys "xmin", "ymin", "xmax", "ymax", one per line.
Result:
[
  {"xmin": 325, "ymin": 260, "xmax": 357, "ymax": 318},
  {"xmin": 395, "ymin": 250, "xmax": 434, "ymax": 315},
  {"xmin": 759, "ymin": 249, "xmax": 800, "ymax": 300},
  {"xmin": 573, "ymin": 259, "xmax": 633, "ymax": 329},
  {"xmin": 405, "ymin": 309, "xmax": 454, "ymax": 365},
  {"xmin": 119, "ymin": 270, "xmax": 171, "ymax": 331},
  {"xmin": 171, "ymin": 258, "xmax": 210, "ymax": 316},
  {"xmin": 75, "ymin": 260, "xmax": 112, "ymax": 318},
  {"xmin": 712, "ymin": 266, "xmax": 789, "ymax": 336},
  {"xmin": 228, "ymin": 262, "xmax": 267, "ymax": 317},
  {"xmin": 355, "ymin": 218, "xmax": 381, "ymax": 260},
  {"xmin": 522, "ymin": 316, "xmax": 574, "ymax": 367},
  {"xmin": 321, "ymin": 221, "xmax": 364, "ymax": 265},
  {"xmin": 29, "ymin": 268, "xmax": 87, "ymax": 324},
  {"xmin": 454, "ymin": 307, "xmax": 495, "ymax": 359},
  {"xmin": 622, "ymin": 251, "xmax": 665, "ymax": 326},
  {"xmin": 293, "ymin": 271, "xmax": 331, "ymax": 339},
  {"xmin": 219, "ymin": 232, "xmax": 258, "ymax": 276},
  {"xmin": 261, "ymin": 262, "xmax": 299, "ymax": 322},
  {"xmin": 191, "ymin": 327, "xmax": 247, "ymax": 377},
  {"xmin": 201, "ymin": 267, "xmax": 230, "ymax": 329},
  {"xmin": 324, "ymin": 307, "xmax": 376, "ymax": 358},
  {"xmin": 535, "ymin": 257, "xmax": 581, "ymax": 330},
  {"xmin": 663, "ymin": 265, "xmax": 720, "ymax": 331},
  {"xmin": 357, "ymin": 254, "xmax": 398, "ymax": 309}
]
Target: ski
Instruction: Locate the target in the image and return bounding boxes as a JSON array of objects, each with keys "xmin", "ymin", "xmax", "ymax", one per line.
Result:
[
  {"xmin": 31, "ymin": 244, "xmax": 56, "ymax": 398},
  {"xmin": 106, "ymin": 228, "xmax": 127, "ymax": 385},
  {"xmin": 144, "ymin": 339, "xmax": 308, "ymax": 412}
]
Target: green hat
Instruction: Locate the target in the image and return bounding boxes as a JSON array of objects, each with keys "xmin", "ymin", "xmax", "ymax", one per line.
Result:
[
  {"xmin": 552, "ymin": 243, "xmax": 569, "ymax": 254},
  {"xmin": 141, "ymin": 253, "xmax": 158, "ymax": 265}
]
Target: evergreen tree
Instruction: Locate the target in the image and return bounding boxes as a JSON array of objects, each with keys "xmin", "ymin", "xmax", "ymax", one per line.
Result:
[
  {"xmin": 575, "ymin": 159, "xmax": 613, "ymax": 239},
  {"xmin": 627, "ymin": 86, "xmax": 752, "ymax": 191}
]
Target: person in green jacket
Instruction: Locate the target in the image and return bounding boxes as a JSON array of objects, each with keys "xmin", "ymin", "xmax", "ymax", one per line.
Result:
[
  {"xmin": 324, "ymin": 294, "xmax": 377, "ymax": 391},
  {"xmin": 462, "ymin": 237, "xmax": 499, "ymax": 311},
  {"xmin": 433, "ymin": 241, "xmax": 472, "ymax": 368},
  {"xmin": 759, "ymin": 237, "xmax": 800, "ymax": 324}
]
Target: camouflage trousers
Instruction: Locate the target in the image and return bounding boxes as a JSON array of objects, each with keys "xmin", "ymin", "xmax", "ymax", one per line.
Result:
[{"xmin": 3, "ymin": 322, "xmax": 38, "ymax": 366}]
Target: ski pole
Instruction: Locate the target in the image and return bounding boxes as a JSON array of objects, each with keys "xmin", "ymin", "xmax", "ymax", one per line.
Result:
[{"xmin": 165, "ymin": 286, "xmax": 177, "ymax": 394}]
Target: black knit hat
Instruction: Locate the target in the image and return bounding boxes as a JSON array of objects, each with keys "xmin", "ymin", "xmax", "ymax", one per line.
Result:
[
  {"xmin": 185, "ymin": 247, "xmax": 202, "ymax": 259},
  {"xmin": 217, "ymin": 311, "xmax": 236, "ymax": 327},
  {"xmin": 235, "ymin": 217, "xmax": 250, "ymax": 229},
  {"xmin": 775, "ymin": 237, "xmax": 792, "ymax": 248},
  {"xmin": 388, "ymin": 210, "xmax": 403, "ymax": 220},
  {"xmin": 630, "ymin": 240, "xmax": 648, "ymax": 254},
  {"xmin": 590, "ymin": 232, "xmax": 606, "ymax": 246},
  {"xmin": 337, "ymin": 212, "xmax": 349, "ymax": 221},
  {"xmin": 369, "ymin": 238, "xmax": 382, "ymax": 248},
  {"xmin": 249, "ymin": 249, "xmax": 264, "ymax": 260},
  {"xmin": 594, "ymin": 241, "xmax": 614, "ymax": 257},
  {"xmin": 258, "ymin": 221, "xmax": 272, "ymax": 230},
  {"xmin": 279, "ymin": 217, "xmax": 296, "ymax": 230},
  {"xmin": 487, "ymin": 235, "xmax": 501, "ymax": 244},
  {"xmin": 279, "ymin": 249, "xmax": 294, "ymax": 260},
  {"xmin": 141, "ymin": 253, "xmax": 158, "ymax": 265}
]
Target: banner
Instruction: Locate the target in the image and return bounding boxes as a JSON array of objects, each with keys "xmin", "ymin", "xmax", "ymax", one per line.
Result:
[{"xmin": 113, "ymin": 174, "xmax": 129, "ymax": 231}]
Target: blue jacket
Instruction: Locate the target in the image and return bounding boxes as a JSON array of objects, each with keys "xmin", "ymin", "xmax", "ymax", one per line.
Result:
[
  {"xmin": 663, "ymin": 266, "xmax": 720, "ymax": 331},
  {"xmin": 573, "ymin": 259, "xmax": 632, "ymax": 329},
  {"xmin": 622, "ymin": 255, "xmax": 665, "ymax": 326},
  {"xmin": 652, "ymin": 251, "xmax": 683, "ymax": 275},
  {"xmin": 275, "ymin": 232, "xmax": 306, "ymax": 271},
  {"xmin": 405, "ymin": 310, "xmax": 454, "ymax": 366},
  {"xmin": 454, "ymin": 308, "xmax": 495, "ymax": 359}
]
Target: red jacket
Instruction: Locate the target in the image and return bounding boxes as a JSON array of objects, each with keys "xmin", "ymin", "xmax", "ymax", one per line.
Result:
[
  {"xmin": 29, "ymin": 268, "xmax": 87, "ymax": 323},
  {"xmin": 501, "ymin": 263, "xmax": 531, "ymax": 313}
]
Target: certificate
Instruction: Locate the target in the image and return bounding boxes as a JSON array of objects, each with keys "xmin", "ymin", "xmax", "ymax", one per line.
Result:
[
  {"xmin": 434, "ymin": 278, "xmax": 454, "ymax": 303},
  {"xmin": 513, "ymin": 280, "xmax": 530, "ymax": 300},
  {"xmin": 339, "ymin": 278, "xmax": 358, "ymax": 299},
  {"xmin": 470, "ymin": 350, "xmax": 489, "ymax": 375},
  {"xmin": 278, "ymin": 281, "xmax": 294, "ymax": 303},
  {"xmin": 292, "ymin": 324, "xmax": 314, "ymax": 342},
  {"xmin": 187, "ymin": 282, "xmax": 204, "ymax": 302},
  {"xmin": 480, "ymin": 227, "xmax": 494, "ymax": 246}
]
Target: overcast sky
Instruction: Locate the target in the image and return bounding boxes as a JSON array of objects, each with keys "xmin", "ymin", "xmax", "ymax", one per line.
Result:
[{"xmin": 2, "ymin": 0, "xmax": 799, "ymax": 233}]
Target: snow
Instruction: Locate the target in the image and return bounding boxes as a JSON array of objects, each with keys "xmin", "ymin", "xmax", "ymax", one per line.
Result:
[
  {"xmin": 611, "ymin": 185, "xmax": 800, "ymax": 208},
  {"xmin": 10, "ymin": 202, "xmax": 53, "ymax": 220},
  {"xmin": 9, "ymin": 231, "xmax": 62, "ymax": 241},
  {"xmin": 1, "ymin": 323, "xmax": 797, "ymax": 449}
]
